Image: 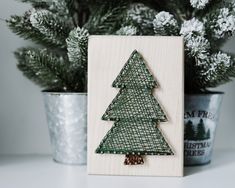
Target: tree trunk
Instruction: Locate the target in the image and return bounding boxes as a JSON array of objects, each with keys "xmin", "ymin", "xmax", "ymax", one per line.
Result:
[{"xmin": 124, "ymin": 154, "xmax": 144, "ymax": 165}]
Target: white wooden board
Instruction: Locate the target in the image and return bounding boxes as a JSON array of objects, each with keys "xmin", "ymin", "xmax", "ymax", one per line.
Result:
[{"xmin": 87, "ymin": 36, "xmax": 184, "ymax": 176}]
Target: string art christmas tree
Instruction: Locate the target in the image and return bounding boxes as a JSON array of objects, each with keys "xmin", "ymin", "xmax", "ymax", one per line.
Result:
[{"xmin": 96, "ymin": 50, "xmax": 173, "ymax": 165}]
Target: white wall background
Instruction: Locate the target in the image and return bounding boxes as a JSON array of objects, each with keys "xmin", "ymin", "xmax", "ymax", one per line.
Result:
[{"xmin": 0, "ymin": 0, "xmax": 234, "ymax": 155}]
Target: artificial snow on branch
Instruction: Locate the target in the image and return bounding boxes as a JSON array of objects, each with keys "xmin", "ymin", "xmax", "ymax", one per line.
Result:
[
  {"xmin": 190, "ymin": 0, "xmax": 210, "ymax": 10},
  {"xmin": 153, "ymin": 11, "xmax": 179, "ymax": 36},
  {"xmin": 30, "ymin": 9, "xmax": 72, "ymax": 47},
  {"xmin": 201, "ymin": 52, "xmax": 233, "ymax": 87},
  {"xmin": 184, "ymin": 34, "xmax": 210, "ymax": 65},
  {"xmin": 15, "ymin": 48, "xmax": 70, "ymax": 91},
  {"xmin": 49, "ymin": 0, "xmax": 71, "ymax": 18},
  {"xmin": 66, "ymin": 27, "xmax": 89, "ymax": 69},
  {"xmin": 85, "ymin": 1, "xmax": 127, "ymax": 35},
  {"xmin": 125, "ymin": 3, "xmax": 157, "ymax": 35},
  {"xmin": 116, "ymin": 25, "xmax": 138, "ymax": 35},
  {"xmin": 206, "ymin": 7, "xmax": 235, "ymax": 39},
  {"xmin": 7, "ymin": 11, "xmax": 62, "ymax": 47},
  {"xmin": 180, "ymin": 18, "xmax": 206, "ymax": 36},
  {"xmin": 7, "ymin": 0, "xmax": 235, "ymax": 92}
]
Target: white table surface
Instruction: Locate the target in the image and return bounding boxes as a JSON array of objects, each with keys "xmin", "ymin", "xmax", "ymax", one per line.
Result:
[{"xmin": 0, "ymin": 149, "xmax": 234, "ymax": 188}]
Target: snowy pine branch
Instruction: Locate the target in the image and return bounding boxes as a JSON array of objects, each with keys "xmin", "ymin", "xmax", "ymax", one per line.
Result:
[
  {"xmin": 85, "ymin": 2, "xmax": 127, "ymax": 34},
  {"xmin": 153, "ymin": 11, "xmax": 179, "ymax": 36},
  {"xmin": 15, "ymin": 48, "xmax": 71, "ymax": 91},
  {"xmin": 30, "ymin": 9, "xmax": 72, "ymax": 48},
  {"xmin": 7, "ymin": 11, "xmax": 63, "ymax": 48},
  {"xmin": 125, "ymin": 3, "xmax": 157, "ymax": 35},
  {"xmin": 66, "ymin": 27, "xmax": 89, "ymax": 70},
  {"xmin": 190, "ymin": 0, "xmax": 210, "ymax": 10},
  {"xmin": 200, "ymin": 52, "xmax": 234, "ymax": 87},
  {"xmin": 116, "ymin": 25, "xmax": 138, "ymax": 35},
  {"xmin": 184, "ymin": 34, "xmax": 210, "ymax": 66},
  {"xmin": 7, "ymin": 0, "xmax": 235, "ymax": 92},
  {"xmin": 180, "ymin": 18, "xmax": 206, "ymax": 36},
  {"xmin": 49, "ymin": 0, "xmax": 70, "ymax": 17},
  {"xmin": 66, "ymin": 27, "xmax": 89, "ymax": 91},
  {"xmin": 206, "ymin": 7, "xmax": 235, "ymax": 39}
]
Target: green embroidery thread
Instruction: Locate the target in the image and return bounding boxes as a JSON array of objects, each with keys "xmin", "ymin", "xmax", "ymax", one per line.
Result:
[{"xmin": 96, "ymin": 50, "xmax": 174, "ymax": 165}]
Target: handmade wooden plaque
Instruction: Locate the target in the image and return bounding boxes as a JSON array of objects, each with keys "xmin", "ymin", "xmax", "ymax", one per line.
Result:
[{"xmin": 88, "ymin": 36, "xmax": 184, "ymax": 176}]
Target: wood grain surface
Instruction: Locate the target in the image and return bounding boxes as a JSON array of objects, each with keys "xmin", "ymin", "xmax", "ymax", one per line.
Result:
[{"xmin": 87, "ymin": 36, "xmax": 184, "ymax": 176}]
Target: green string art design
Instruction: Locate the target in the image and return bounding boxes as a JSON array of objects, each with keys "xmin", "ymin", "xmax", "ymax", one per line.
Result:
[{"xmin": 96, "ymin": 50, "xmax": 174, "ymax": 164}]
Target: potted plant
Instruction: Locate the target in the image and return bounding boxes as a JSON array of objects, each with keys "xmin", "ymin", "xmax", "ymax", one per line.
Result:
[
  {"xmin": 149, "ymin": 0, "xmax": 235, "ymax": 165},
  {"xmin": 7, "ymin": 0, "xmax": 235, "ymax": 166},
  {"xmin": 7, "ymin": 0, "xmax": 132, "ymax": 165}
]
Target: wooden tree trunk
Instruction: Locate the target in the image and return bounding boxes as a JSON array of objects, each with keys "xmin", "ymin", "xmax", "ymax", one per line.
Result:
[{"xmin": 124, "ymin": 154, "xmax": 144, "ymax": 165}]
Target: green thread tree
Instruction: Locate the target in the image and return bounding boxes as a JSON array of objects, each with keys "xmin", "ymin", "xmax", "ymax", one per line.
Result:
[
  {"xmin": 96, "ymin": 50, "xmax": 173, "ymax": 165},
  {"xmin": 184, "ymin": 120, "xmax": 195, "ymax": 140}
]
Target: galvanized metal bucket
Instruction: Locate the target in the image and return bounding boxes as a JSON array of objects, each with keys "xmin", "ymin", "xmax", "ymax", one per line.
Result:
[
  {"xmin": 43, "ymin": 92, "xmax": 87, "ymax": 165},
  {"xmin": 184, "ymin": 92, "xmax": 224, "ymax": 166}
]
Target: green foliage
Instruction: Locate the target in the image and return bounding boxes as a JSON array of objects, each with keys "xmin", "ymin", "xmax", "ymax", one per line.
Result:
[
  {"xmin": 153, "ymin": 11, "xmax": 179, "ymax": 36},
  {"xmin": 49, "ymin": 0, "xmax": 71, "ymax": 17},
  {"xmin": 15, "ymin": 48, "xmax": 71, "ymax": 91},
  {"xmin": 204, "ymin": 2, "xmax": 235, "ymax": 49},
  {"xmin": 29, "ymin": 9, "xmax": 72, "ymax": 48},
  {"xmin": 123, "ymin": 3, "xmax": 157, "ymax": 35},
  {"xmin": 7, "ymin": 0, "xmax": 235, "ymax": 92},
  {"xmin": 7, "ymin": 13, "xmax": 60, "ymax": 48},
  {"xmin": 116, "ymin": 25, "xmax": 138, "ymax": 35},
  {"xmin": 66, "ymin": 27, "xmax": 89, "ymax": 91},
  {"xmin": 66, "ymin": 27, "xmax": 89, "ymax": 69},
  {"xmin": 84, "ymin": 1, "xmax": 128, "ymax": 34},
  {"xmin": 190, "ymin": 52, "xmax": 235, "ymax": 89},
  {"xmin": 155, "ymin": 0, "xmax": 235, "ymax": 92}
]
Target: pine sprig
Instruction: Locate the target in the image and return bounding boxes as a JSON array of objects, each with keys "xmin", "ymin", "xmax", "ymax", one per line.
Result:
[
  {"xmin": 116, "ymin": 25, "xmax": 138, "ymax": 35},
  {"xmin": 203, "ymin": 1, "xmax": 235, "ymax": 50},
  {"xmin": 15, "ymin": 48, "xmax": 72, "ymax": 91},
  {"xmin": 124, "ymin": 3, "xmax": 157, "ymax": 35},
  {"xmin": 7, "ymin": 0, "xmax": 235, "ymax": 92},
  {"xmin": 66, "ymin": 27, "xmax": 89, "ymax": 69},
  {"xmin": 84, "ymin": 1, "xmax": 128, "ymax": 34},
  {"xmin": 49, "ymin": 0, "xmax": 75, "ymax": 21},
  {"xmin": 188, "ymin": 52, "xmax": 235, "ymax": 90},
  {"xmin": 66, "ymin": 27, "xmax": 89, "ymax": 91},
  {"xmin": 226, "ymin": 58, "xmax": 235, "ymax": 78},
  {"xmin": 7, "ymin": 12, "xmax": 64, "ymax": 48},
  {"xmin": 190, "ymin": 0, "xmax": 210, "ymax": 10},
  {"xmin": 153, "ymin": 11, "xmax": 179, "ymax": 36},
  {"xmin": 30, "ymin": 9, "xmax": 72, "ymax": 48}
]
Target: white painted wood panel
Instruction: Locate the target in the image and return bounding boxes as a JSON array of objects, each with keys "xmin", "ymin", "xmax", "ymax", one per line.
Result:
[{"xmin": 88, "ymin": 36, "xmax": 184, "ymax": 176}]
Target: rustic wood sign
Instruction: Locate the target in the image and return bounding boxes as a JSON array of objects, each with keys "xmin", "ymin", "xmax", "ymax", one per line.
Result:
[{"xmin": 88, "ymin": 36, "xmax": 184, "ymax": 177}]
